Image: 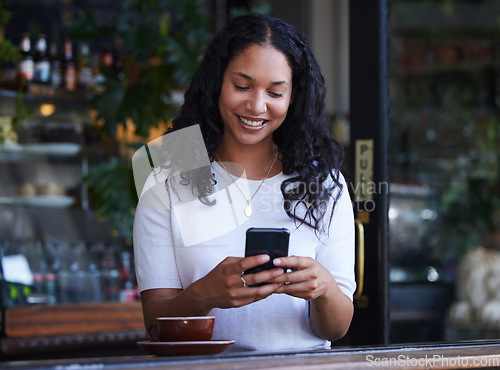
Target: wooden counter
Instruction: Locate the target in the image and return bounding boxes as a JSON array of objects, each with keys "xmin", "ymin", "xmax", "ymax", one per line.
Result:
[
  {"xmin": 1, "ymin": 301, "xmax": 147, "ymax": 357},
  {"xmin": 2, "ymin": 341, "xmax": 500, "ymax": 369},
  {"xmin": 3, "ymin": 301, "xmax": 144, "ymax": 338},
  {"xmin": 2, "ymin": 302, "xmax": 499, "ymax": 368}
]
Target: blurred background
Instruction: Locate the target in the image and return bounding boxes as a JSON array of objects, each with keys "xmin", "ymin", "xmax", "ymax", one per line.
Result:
[{"xmin": 1, "ymin": 0, "xmax": 500, "ymax": 359}]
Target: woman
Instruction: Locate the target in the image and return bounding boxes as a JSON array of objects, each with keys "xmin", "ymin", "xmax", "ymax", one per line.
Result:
[{"xmin": 133, "ymin": 13, "xmax": 355, "ymax": 351}]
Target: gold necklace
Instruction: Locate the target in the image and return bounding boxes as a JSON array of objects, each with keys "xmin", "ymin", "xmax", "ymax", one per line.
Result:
[{"xmin": 214, "ymin": 150, "xmax": 278, "ymax": 217}]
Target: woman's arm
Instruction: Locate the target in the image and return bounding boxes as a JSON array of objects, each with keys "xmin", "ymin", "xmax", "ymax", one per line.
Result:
[
  {"xmin": 308, "ymin": 274, "xmax": 354, "ymax": 340},
  {"xmin": 140, "ymin": 254, "xmax": 286, "ymax": 339},
  {"xmin": 272, "ymin": 256, "xmax": 353, "ymax": 341}
]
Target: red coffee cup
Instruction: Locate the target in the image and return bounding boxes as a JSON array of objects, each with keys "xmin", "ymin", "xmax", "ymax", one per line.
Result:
[{"xmin": 148, "ymin": 316, "xmax": 215, "ymax": 342}]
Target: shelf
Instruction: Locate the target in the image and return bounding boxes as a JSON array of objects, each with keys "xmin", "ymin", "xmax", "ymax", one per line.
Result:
[
  {"xmin": 0, "ymin": 85, "xmax": 93, "ymax": 108},
  {"xmin": 0, "ymin": 142, "xmax": 82, "ymax": 158},
  {"xmin": 0, "ymin": 195, "xmax": 76, "ymax": 209},
  {"xmin": 391, "ymin": 59, "xmax": 497, "ymax": 77}
]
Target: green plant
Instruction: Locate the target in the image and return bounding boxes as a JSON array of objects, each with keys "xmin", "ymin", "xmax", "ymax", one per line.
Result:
[
  {"xmin": 229, "ymin": 1, "xmax": 273, "ymax": 19},
  {"xmin": 64, "ymin": 0, "xmax": 213, "ymax": 239},
  {"xmin": 86, "ymin": 157, "xmax": 138, "ymax": 243},
  {"xmin": 0, "ymin": 0, "xmax": 31, "ymax": 144},
  {"xmin": 437, "ymin": 115, "xmax": 500, "ymax": 255},
  {"xmin": 67, "ymin": 0, "xmax": 213, "ymax": 138},
  {"xmin": 0, "ymin": 1, "xmax": 19, "ymax": 68},
  {"xmin": 70, "ymin": 1, "xmax": 271, "ymax": 240}
]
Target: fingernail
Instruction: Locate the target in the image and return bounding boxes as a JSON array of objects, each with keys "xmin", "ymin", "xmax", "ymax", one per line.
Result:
[{"xmin": 274, "ymin": 258, "xmax": 282, "ymax": 265}]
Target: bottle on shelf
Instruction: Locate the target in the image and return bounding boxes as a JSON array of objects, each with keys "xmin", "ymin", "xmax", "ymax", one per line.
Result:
[
  {"xmin": 71, "ymin": 241, "xmax": 90, "ymax": 303},
  {"xmin": 100, "ymin": 244, "xmax": 120, "ymax": 301},
  {"xmin": 30, "ymin": 241, "xmax": 47, "ymax": 294},
  {"xmin": 49, "ymin": 42, "xmax": 62, "ymax": 88},
  {"xmin": 18, "ymin": 33, "xmax": 34, "ymax": 86},
  {"xmin": 119, "ymin": 251, "xmax": 136, "ymax": 302},
  {"xmin": 78, "ymin": 41, "xmax": 93, "ymax": 91},
  {"xmin": 92, "ymin": 43, "xmax": 113, "ymax": 94},
  {"xmin": 99, "ymin": 43, "xmax": 114, "ymax": 74},
  {"xmin": 56, "ymin": 241, "xmax": 75, "ymax": 303},
  {"xmin": 41, "ymin": 240, "xmax": 58, "ymax": 305},
  {"xmin": 0, "ymin": 239, "xmax": 9, "ymax": 307},
  {"xmin": 44, "ymin": 272, "xmax": 57, "ymax": 305},
  {"xmin": 113, "ymin": 48, "xmax": 125, "ymax": 83},
  {"xmin": 33, "ymin": 34, "xmax": 51, "ymax": 85},
  {"xmin": 26, "ymin": 240, "xmax": 57, "ymax": 304},
  {"xmin": 62, "ymin": 35, "xmax": 77, "ymax": 91},
  {"xmin": 86, "ymin": 243, "xmax": 103, "ymax": 302}
]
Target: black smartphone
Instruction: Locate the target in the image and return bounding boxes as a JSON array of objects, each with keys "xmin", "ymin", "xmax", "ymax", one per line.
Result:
[{"xmin": 244, "ymin": 228, "xmax": 290, "ymax": 284}]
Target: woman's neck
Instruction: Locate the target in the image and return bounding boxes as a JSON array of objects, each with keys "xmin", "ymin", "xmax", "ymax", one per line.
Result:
[{"xmin": 215, "ymin": 141, "xmax": 281, "ymax": 180}]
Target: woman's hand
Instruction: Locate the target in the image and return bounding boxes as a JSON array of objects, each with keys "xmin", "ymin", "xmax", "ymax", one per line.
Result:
[
  {"xmin": 191, "ymin": 254, "xmax": 285, "ymax": 311},
  {"xmin": 270, "ymin": 256, "xmax": 354, "ymax": 341},
  {"xmin": 140, "ymin": 254, "xmax": 285, "ymax": 337},
  {"xmin": 270, "ymin": 256, "xmax": 333, "ymax": 300}
]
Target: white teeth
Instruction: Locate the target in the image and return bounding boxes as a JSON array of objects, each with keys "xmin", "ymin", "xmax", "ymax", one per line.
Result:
[{"xmin": 239, "ymin": 116, "xmax": 265, "ymax": 127}]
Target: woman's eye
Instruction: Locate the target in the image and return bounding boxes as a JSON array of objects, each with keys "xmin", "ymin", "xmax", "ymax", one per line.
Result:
[
  {"xmin": 269, "ymin": 91, "xmax": 283, "ymax": 98},
  {"xmin": 234, "ymin": 84, "xmax": 249, "ymax": 91}
]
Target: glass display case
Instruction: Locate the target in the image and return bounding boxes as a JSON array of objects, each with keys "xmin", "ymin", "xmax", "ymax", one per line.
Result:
[
  {"xmin": 388, "ymin": 0, "xmax": 500, "ymax": 343},
  {"xmin": 0, "ymin": 0, "xmax": 207, "ymax": 357},
  {"xmin": 0, "ymin": 85, "xmax": 137, "ymax": 307},
  {"xmin": 0, "ymin": 85, "xmax": 144, "ymax": 357}
]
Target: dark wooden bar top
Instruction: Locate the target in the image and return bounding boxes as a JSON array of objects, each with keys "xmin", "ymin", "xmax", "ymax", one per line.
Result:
[{"xmin": 2, "ymin": 341, "xmax": 500, "ymax": 369}]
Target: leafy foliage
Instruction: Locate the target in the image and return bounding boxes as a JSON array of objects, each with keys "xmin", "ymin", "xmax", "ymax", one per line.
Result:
[
  {"xmin": 0, "ymin": 10, "xmax": 20, "ymax": 69},
  {"xmin": 72, "ymin": 0, "xmax": 271, "ymax": 240},
  {"xmin": 0, "ymin": 0, "xmax": 31, "ymax": 144},
  {"xmin": 86, "ymin": 157, "xmax": 138, "ymax": 243},
  {"xmin": 65, "ymin": 1, "xmax": 212, "ymax": 239},
  {"xmin": 436, "ymin": 115, "xmax": 500, "ymax": 257},
  {"xmin": 66, "ymin": 0, "xmax": 213, "ymax": 138},
  {"xmin": 229, "ymin": 1, "xmax": 273, "ymax": 19}
]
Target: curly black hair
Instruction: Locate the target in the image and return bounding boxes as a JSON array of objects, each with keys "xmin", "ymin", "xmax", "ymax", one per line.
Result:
[{"xmin": 169, "ymin": 13, "xmax": 345, "ymax": 233}]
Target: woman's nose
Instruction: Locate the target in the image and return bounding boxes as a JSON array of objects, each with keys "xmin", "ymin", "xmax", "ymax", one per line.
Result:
[{"xmin": 245, "ymin": 91, "xmax": 267, "ymax": 115}]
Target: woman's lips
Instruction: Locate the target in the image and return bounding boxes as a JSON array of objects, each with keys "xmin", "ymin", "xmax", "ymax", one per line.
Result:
[{"xmin": 237, "ymin": 115, "xmax": 268, "ymax": 128}]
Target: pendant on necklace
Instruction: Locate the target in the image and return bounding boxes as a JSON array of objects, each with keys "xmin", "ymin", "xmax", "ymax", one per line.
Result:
[{"xmin": 244, "ymin": 204, "xmax": 253, "ymax": 217}]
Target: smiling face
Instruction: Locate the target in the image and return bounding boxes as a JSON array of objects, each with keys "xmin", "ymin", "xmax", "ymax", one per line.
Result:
[{"xmin": 218, "ymin": 44, "xmax": 293, "ymax": 150}]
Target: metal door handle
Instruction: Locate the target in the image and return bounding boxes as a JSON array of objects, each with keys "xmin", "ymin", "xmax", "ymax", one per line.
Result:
[{"xmin": 353, "ymin": 219, "xmax": 365, "ymax": 300}]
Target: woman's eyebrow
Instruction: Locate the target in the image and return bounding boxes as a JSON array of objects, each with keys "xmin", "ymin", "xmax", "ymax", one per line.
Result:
[
  {"xmin": 271, "ymin": 80, "xmax": 288, "ymax": 86},
  {"xmin": 232, "ymin": 72, "xmax": 289, "ymax": 86},
  {"xmin": 233, "ymin": 72, "xmax": 254, "ymax": 80}
]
